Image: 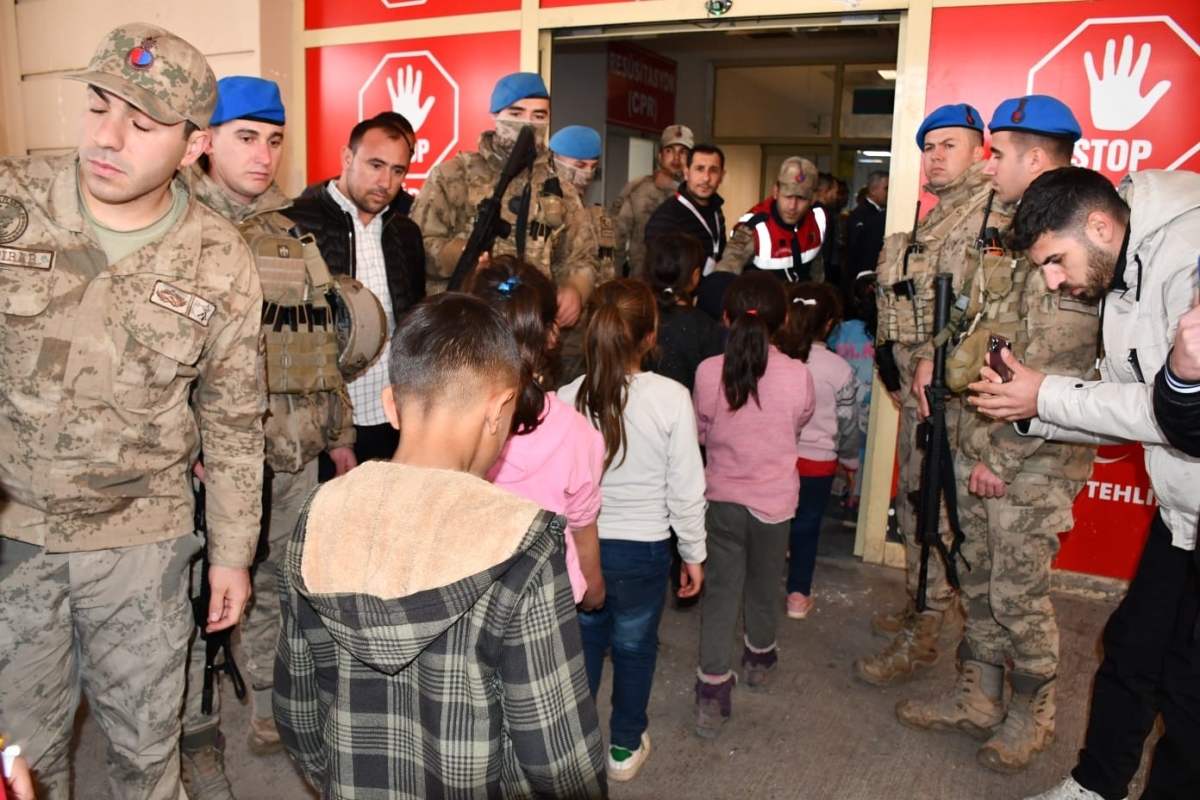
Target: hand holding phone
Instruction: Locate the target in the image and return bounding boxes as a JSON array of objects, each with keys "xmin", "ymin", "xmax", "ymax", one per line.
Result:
[{"xmin": 988, "ymin": 335, "xmax": 1014, "ymax": 382}]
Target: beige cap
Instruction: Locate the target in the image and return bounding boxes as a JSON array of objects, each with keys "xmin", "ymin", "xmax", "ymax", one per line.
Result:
[
  {"xmin": 776, "ymin": 157, "xmax": 818, "ymax": 198},
  {"xmin": 660, "ymin": 124, "xmax": 694, "ymax": 150},
  {"xmin": 66, "ymin": 23, "xmax": 217, "ymax": 128}
]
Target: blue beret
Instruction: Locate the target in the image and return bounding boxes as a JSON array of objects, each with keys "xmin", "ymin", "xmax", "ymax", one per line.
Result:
[
  {"xmin": 210, "ymin": 76, "xmax": 285, "ymax": 126},
  {"xmin": 489, "ymin": 72, "xmax": 549, "ymax": 114},
  {"xmin": 549, "ymin": 125, "xmax": 601, "ymax": 160},
  {"xmin": 916, "ymin": 103, "xmax": 983, "ymax": 148},
  {"xmin": 988, "ymin": 95, "xmax": 1081, "ymax": 142}
]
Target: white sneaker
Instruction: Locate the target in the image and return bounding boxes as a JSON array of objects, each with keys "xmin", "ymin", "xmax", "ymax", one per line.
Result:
[
  {"xmin": 606, "ymin": 731, "xmax": 651, "ymax": 782},
  {"xmin": 1023, "ymin": 776, "xmax": 1125, "ymax": 800}
]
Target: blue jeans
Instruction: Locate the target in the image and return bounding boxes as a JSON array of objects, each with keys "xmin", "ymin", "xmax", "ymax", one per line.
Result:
[
  {"xmin": 578, "ymin": 539, "xmax": 670, "ymax": 751},
  {"xmin": 787, "ymin": 474, "xmax": 835, "ymax": 596}
]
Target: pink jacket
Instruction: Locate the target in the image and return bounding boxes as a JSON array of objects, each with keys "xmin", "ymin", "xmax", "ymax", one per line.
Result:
[
  {"xmin": 794, "ymin": 343, "xmax": 863, "ymax": 470},
  {"xmin": 693, "ymin": 346, "xmax": 816, "ymax": 522}
]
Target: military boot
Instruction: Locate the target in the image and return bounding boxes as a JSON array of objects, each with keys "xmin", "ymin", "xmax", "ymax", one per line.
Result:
[
  {"xmin": 895, "ymin": 644, "xmax": 1005, "ymax": 738},
  {"xmin": 977, "ymin": 673, "xmax": 1057, "ymax": 773},
  {"xmin": 181, "ymin": 728, "xmax": 237, "ymax": 800},
  {"xmin": 854, "ymin": 610, "xmax": 942, "ymax": 686},
  {"xmin": 871, "ymin": 599, "xmax": 916, "ymax": 635}
]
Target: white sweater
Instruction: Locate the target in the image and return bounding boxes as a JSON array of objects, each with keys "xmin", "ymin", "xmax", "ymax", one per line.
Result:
[{"xmin": 558, "ymin": 372, "xmax": 708, "ymax": 564}]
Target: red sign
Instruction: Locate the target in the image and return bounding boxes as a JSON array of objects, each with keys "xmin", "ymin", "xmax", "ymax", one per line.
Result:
[
  {"xmin": 306, "ymin": 0, "xmax": 518, "ymax": 31},
  {"xmin": 542, "ymin": 0, "xmax": 630, "ymax": 6},
  {"xmin": 606, "ymin": 42, "xmax": 677, "ymax": 134},
  {"xmin": 1054, "ymin": 444, "xmax": 1155, "ymax": 580},
  {"xmin": 927, "ymin": 1, "xmax": 1200, "ymax": 182},
  {"xmin": 306, "ymin": 31, "xmax": 520, "ymax": 192}
]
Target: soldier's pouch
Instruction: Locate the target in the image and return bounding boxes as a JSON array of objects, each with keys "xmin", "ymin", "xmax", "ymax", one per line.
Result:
[
  {"xmin": 111, "ymin": 274, "xmax": 208, "ymax": 411},
  {"xmin": 945, "ymin": 326, "xmax": 993, "ymax": 394},
  {"xmin": 0, "ymin": 262, "xmax": 57, "ymax": 374},
  {"xmin": 996, "ymin": 473, "xmax": 1076, "ymax": 536},
  {"xmin": 535, "ymin": 192, "xmax": 566, "ymax": 235}
]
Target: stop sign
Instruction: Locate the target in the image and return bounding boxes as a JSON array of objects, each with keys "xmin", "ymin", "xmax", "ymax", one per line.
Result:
[
  {"xmin": 1027, "ymin": 15, "xmax": 1200, "ymax": 177},
  {"xmin": 358, "ymin": 51, "xmax": 460, "ymax": 180},
  {"xmin": 380, "ymin": 0, "xmax": 427, "ymax": 7}
]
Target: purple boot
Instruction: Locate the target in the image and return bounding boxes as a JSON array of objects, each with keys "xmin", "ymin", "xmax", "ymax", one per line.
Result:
[
  {"xmin": 741, "ymin": 639, "xmax": 779, "ymax": 689},
  {"xmin": 695, "ymin": 671, "xmax": 737, "ymax": 739}
]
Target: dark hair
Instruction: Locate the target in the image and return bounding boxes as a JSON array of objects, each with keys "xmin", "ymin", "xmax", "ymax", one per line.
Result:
[
  {"xmin": 184, "ymin": 121, "xmax": 201, "ymax": 140},
  {"xmin": 372, "ymin": 111, "xmax": 416, "ymax": 147},
  {"xmin": 817, "ymin": 172, "xmax": 835, "ymax": 192},
  {"xmin": 464, "ymin": 255, "xmax": 559, "ymax": 435},
  {"xmin": 347, "ymin": 117, "xmax": 409, "ymax": 152},
  {"xmin": 867, "ymin": 171, "xmax": 889, "ymax": 189},
  {"xmin": 1005, "ymin": 131, "xmax": 1076, "ymax": 167},
  {"xmin": 720, "ymin": 272, "xmax": 787, "ymax": 410},
  {"xmin": 848, "ymin": 271, "xmax": 879, "ymax": 338},
  {"xmin": 1007, "ymin": 166, "xmax": 1129, "ymax": 253},
  {"xmin": 775, "ymin": 282, "xmax": 842, "ymax": 362},
  {"xmin": 687, "ymin": 143, "xmax": 725, "ymax": 169},
  {"xmin": 388, "ymin": 293, "xmax": 521, "ymax": 413},
  {"xmin": 575, "ymin": 279, "xmax": 659, "ymax": 471},
  {"xmin": 646, "ymin": 232, "xmax": 704, "ymax": 310}
]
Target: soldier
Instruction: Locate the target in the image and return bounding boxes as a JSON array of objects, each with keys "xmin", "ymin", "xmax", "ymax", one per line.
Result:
[
  {"xmin": 176, "ymin": 77, "xmax": 358, "ymax": 799},
  {"xmin": 972, "ymin": 167, "xmax": 1200, "ymax": 800},
  {"xmin": 285, "ymin": 116, "xmax": 425, "ymax": 465},
  {"xmin": 411, "ymin": 72, "xmax": 599, "ymax": 329},
  {"xmin": 643, "ymin": 144, "xmax": 728, "ymax": 274},
  {"xmin": 548, "ymin": 125, "xmax": 614, "ymax": 384},
  {"xmin": 611, "ymin": 124, "xmax": 693, "ymax": 279},
  {"xmin": 855, "ymin": 104, "xmax": 999, "ymax": 689},
  {"xmin": 894, "ymin": 95, "xmax": 1100, "ymax": 774},
  {"xmin": 0, "ymin": 23, "xmax": 263, "ymax": 800},
  {"xmin": 714, "ymin": 156, "xmax": 826, "ymax": 282}
]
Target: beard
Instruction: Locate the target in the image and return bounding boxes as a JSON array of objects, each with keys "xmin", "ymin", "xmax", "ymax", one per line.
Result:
[{"xmin": 1062, "ymin": 239, "xmax": 1117, "ymax": 304}]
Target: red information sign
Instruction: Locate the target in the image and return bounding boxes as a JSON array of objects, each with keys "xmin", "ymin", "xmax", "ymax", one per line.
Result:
[
  {"xmin": 305, "ymin": 31, "xmax": 520, "ymax": 192},
  {"xmin": 306, "ymin": 0, "xmax": 518, "ymax": 31},
  {"xmin": 606, "ymin": 42, "xmax": 678, "ymax": 135},
  {"xmin": 927, "ymin": 2, "xmax": 1200, "ymax": 181},
  {"xmin": 925, "ymin": 0, "xmax": 1200, "ymax": 579}
]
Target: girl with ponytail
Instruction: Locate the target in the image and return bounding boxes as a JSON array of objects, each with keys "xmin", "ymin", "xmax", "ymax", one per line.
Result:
[
  {"xmin": 691, "ymin": 271, "xmax": 816, "ymax": 739},
  {"xmin": 468, "ymin": 256, "xmax": 605, "ymax": 610},
  {"xmin": 643, "ymin": 232, "xmax": 724, "ymax": 392},
  {"xmin": 558, "ymin": 278, "xmax": 707, "ymax": 782},
  {"xmin": 775, "ymin": 282, "xmax": 863, "ymax": 621}
]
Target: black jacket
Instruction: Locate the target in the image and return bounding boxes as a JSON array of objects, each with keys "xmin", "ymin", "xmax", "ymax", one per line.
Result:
[
  {"xmin": 644, "ymin": 185, "xmax": 726, "ymax": 263},
  {"xmin": 1153, "ymin": 360, "xmax": 1200, "ymax": 458},
  {"xmin": 847, "ymin": 203, "xmax": 885, "ymax": 279},
  {"xmin": 283, "ymin": 184, "xmax": 425, "ymax": 321}
]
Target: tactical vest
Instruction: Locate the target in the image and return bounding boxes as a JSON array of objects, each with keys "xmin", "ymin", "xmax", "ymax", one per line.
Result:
[
  {"xmin": 242, "ymin": 227, "xmax": 343, "ymax": 395},
  {"xmin": 590, "ymin": 204, "xmax": 617, "ymax": 282},
  {"xmin": 942, "ymin": 244, "xmax": 1031, "ymax": 393}
]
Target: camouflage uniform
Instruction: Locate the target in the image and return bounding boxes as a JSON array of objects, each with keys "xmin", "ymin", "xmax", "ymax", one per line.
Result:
[
  {"xmin": 183, "ymin": 167, "xmax": 355, "ymax": 737},
  {"xmin": 0, "ymin": 154, "xmax": 264, "ymax": 800},
  {"xmin": 558, "ymin": 204, "xmax": 617, "ymax": 385},
  {"xmin": 611, "ymin": 172, "xmax": 675, "ymax": 279},
  {"xmin": 411, "ymin": 131, "xmax": 599, "ymax": 300},
  {"xmin": 857, "ymin": 162, "xmax": 1010, "ymax": 685},
  {"xmin": 896, "ymin": 229, "xmax": 1099, "ymax": 773}
]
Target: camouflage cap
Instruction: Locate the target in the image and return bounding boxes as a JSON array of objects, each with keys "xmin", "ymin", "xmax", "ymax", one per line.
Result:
[
  {"xmin": 66, "ymin": 23, "xmax": 217, "ymax": 128},
  {"xmin": 776, "ymin": 157, "xmax": 818, "ymax": 198},
  {"xmin": 660, "ymin": 124, "xmax": 694, "ymax": 150}
]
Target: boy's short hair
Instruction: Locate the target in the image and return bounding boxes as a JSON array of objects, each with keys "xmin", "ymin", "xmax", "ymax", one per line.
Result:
[{"xmin": 388, "ymin": 293, "xmax": 522, "ymax": 412}]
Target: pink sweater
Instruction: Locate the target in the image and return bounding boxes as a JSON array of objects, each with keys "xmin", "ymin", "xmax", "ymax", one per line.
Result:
[
  {"xmin": 693, "ymin": 346, "xmax": 816, "ymax": 522},
  {"xmin": 487, "ymin": 393, "xmax": 604, "ymax": 602},
  {"xmin": 795, "ymin": 343, "xmax": 863, "ymax": 470}
]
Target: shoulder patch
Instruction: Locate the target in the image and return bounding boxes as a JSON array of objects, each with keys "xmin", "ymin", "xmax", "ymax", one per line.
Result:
[{"xmin": 0, "ymin": 195, "xmax": 30, "ymax": 244}]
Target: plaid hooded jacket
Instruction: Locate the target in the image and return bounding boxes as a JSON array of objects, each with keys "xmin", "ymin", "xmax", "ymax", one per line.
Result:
[{"xmin": 274, "ymin": 461, "xmax": 606, "ymax": 799}]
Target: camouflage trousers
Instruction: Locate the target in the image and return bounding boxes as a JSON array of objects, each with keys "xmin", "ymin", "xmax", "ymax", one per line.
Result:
[
  {"xmin": 0, "ymin": 531, "xmax": 199, "ymax": 800},
  {"xmin": 893, "ymin": 342, "xmax": 960, "ymax": 613},
  {"xmin": 954, "ymin": 452, "xmax": 1076, "ymax": 679},
  {"xmin": 183, "ymin": 459, "xmax": 318, "ymax": 733}
]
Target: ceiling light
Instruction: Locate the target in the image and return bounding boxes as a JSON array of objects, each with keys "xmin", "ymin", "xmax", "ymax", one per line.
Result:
[
  {"xmin": 862, "ymin": 150, "xmax": 891, "ymax": 157},
  {"xmin": 877, "ymin": 69, "xmax": 897, "ymax": 80}
]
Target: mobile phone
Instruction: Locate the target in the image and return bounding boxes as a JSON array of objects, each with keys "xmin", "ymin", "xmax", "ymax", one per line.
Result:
[{"xmin": 988, "ymin": 335, "xmax": 1014, "ymax": 382}]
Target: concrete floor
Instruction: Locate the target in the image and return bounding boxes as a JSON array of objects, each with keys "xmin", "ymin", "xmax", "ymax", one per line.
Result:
[{"xmin": 68, "ymin": 514, "xmax": 1150, "ymax": 800}]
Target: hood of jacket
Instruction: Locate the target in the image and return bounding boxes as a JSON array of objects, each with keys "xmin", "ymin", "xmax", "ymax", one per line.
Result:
[
  {"xmin": 293, "ymin": 461, "xmax": 547, "ymax": 675},
  {"xmin": 1118, "ymin": 170, "xmax": 1200, "ymax": 287}
]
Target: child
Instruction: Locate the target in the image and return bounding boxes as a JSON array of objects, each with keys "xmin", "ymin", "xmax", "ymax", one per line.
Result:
[
  {"xmin": 468, "ymin": 256, "xmax": 607, "ymax": 610},
  {"xmin": 273, "ymin": 294, "xmax": 606, "ymax": 799},
  {"xmin": 558, "ymin": 279, "xmax": 707, "ymax": 782},
  {"xmin": 827, "ymin": 271, "xmax": 877, "ymax": 511},
  {"xmin": 692, "ymin": 272, "xmax": 815, "ymax": 739},
  {"xmin": 775, "ymin": 282, "xmax": 863, "ymax": 620},
  {"xmin": 643, "ymin": 232, "xmax": 725, "ymax": 392}
]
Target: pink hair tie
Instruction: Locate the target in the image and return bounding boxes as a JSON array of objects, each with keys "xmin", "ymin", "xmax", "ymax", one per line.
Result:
[{"xmin": 746, "ymin": 309, "xmax": 758, "ymax": 316}]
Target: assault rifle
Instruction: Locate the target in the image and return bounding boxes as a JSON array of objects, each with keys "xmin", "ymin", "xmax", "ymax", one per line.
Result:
[
  {"xmin": 914, "ymin": 273, "xmax": 970, "ymax": 612},
  {"xmin": 446, "ymin": 124, "xmax": 538, "ymax": 291},
  {"xmin": 191, "ymin": 476, "xmax": 247, "ymax": 715}
]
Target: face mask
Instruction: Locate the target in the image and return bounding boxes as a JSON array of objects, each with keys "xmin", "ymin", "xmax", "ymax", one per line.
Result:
[
  {"xmin": 493, "ymin": 118, "xmax": 548, "ymax": 155},
  {"xmin": 553, "ymin": 157, "xmax": 595, "ymax": 194}
]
